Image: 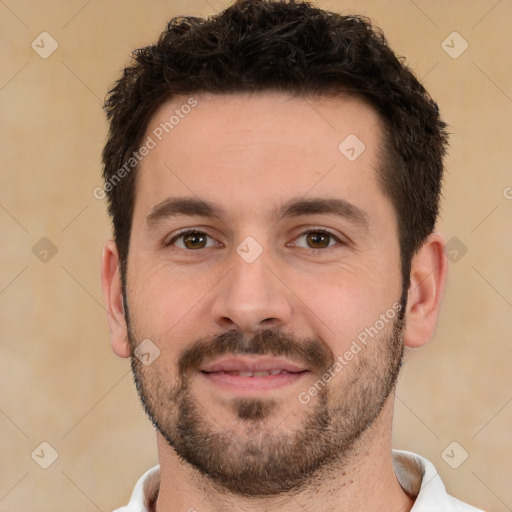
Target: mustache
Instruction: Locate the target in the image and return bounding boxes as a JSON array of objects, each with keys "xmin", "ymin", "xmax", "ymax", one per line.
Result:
[{"xmin": 177, "ymin": 329, "xmax": 335, "ymax": 379}]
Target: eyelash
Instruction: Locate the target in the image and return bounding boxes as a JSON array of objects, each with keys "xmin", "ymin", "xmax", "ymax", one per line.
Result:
[
  {"xmin": 165, "ymin": 228, "xmax": 344, "ymax": 252},
  {"xmin": 290, "ymin": 228, "xmax": 343, "ymax": 252}
]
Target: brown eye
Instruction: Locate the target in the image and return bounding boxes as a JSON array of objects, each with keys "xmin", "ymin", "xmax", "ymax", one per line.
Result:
[
  {"xmin": 169, "ymin": 231, "xmax": 216, "ymax": 250},
  {"xmin": 183, "ymin": 232, "xmax": 207, "ymax": 249},
  {"xmin": 290, "ymin": 229, "xmax": 342, "ymax": 251},
  {"xmin": 305, "ymin": 232, "xmax": 332, "ymax": 249}
]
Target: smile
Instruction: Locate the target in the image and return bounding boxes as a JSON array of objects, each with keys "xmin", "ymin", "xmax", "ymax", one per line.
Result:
[
  {"xmin": 199, "ymin": 356, "xmax": 309, "ymax": 392},
  {"xmin": 203, "ymin": 369, "xmax": 300, "ymax": 377}
]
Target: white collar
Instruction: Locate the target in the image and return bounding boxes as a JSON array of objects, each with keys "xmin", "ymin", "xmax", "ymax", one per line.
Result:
[{"xmin": 115, "ymin": 449, "xmax": 483, "ymax": 511}]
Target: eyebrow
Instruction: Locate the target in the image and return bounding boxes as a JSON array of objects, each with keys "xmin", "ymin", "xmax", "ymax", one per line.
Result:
[
  {"xmin": 145, "ymin": 196, "xmax": 370, "ymax": 232},
  {"xmin": 145, "ymin": 197, "xmax": 224, "ymax": 229},
  {"xmin": 277, "ymin": 197, "xmax": 369, "ymax": 231}
]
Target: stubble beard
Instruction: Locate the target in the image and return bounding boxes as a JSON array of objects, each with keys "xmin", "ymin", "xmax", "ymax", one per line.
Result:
[{"xmin": 127, "ymin": 313, "xmax": 405, "ymax": 497}]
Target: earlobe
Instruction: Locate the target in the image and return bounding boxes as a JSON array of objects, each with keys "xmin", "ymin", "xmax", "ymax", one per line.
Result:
[
  {"xmin": 101, "ymin": 240, "xmax": 131, "ymax": 358},
  {"xmin": 403, "ymin": 232, "xmax": 448, "ymax": 349}
]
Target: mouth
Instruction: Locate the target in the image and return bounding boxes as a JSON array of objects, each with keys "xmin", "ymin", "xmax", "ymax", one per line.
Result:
[{"xmin": 199, "ymin": 356, "xmax": 309, "ymax": 392}]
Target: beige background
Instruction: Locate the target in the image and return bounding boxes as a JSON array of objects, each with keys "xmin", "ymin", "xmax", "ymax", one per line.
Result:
[{"xmin": 1, "ymin": 0, "xmax": 511, "ymax": 510}]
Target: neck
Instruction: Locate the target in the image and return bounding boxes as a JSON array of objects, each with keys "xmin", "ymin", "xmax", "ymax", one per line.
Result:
[{"xmin": 154, "ymin": 397, "xmax": 414, "ymax": 512}]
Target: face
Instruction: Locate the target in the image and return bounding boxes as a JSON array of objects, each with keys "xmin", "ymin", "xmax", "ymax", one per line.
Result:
[{"xmin": 123, "ymin": 92, "xmax": 405, "ymax": 496}]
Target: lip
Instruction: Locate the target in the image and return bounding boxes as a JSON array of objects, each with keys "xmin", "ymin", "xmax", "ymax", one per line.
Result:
[
  {"xmin": 200, "ymin": 356, "xmax": 307, "ymax": 374},
  {"xmin": 199, "ymin": 356, "xmax": 309, "ymax": 393}
]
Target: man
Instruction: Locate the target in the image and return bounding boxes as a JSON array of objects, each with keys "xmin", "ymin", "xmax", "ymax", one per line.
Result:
[{"xmin": 100, "ymin": 1, "xmax": 482, "ymax": 510}]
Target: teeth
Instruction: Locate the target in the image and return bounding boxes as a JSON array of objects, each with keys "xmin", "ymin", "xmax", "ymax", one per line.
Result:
[{"xmin": 223, "ymin": 370, "xmax": 285, "ymax": 377}]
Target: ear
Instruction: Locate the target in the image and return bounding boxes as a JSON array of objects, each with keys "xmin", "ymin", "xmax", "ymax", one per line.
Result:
[
  {"xmin": 403, "ymin": 232, "xmax": 448, "ymax": 349},
  {"xmin": 101, "ymin": 240, "xmax": 131, "ymax": 358}
]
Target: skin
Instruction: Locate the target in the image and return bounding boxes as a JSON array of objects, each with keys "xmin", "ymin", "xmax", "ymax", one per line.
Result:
[{"xmin": 101, "ymin": 92, "xmax": 447, "ymax": 512}]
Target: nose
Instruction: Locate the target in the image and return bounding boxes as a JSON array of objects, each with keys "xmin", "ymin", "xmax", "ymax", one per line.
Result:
[{"xmin": 211, "ymin": 248, "xmax": 292, "ymax": 333}]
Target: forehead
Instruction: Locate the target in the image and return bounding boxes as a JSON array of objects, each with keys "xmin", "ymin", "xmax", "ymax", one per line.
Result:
[{"xmin": 133, "ymin": 92, "xmax": 389, "ymax": 227}]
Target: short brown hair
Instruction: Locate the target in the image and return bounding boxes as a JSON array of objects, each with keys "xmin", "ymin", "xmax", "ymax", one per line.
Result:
[{"xmin": 102, "ymin": 0, "xmax": 449, "ymax": 292}]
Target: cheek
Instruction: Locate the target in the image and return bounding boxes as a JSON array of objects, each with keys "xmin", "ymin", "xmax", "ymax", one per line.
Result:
[
  {"xmin": 289, "ymin": 262, "xmax": 398, "ymax": 344},
  {"xmin": 126, "ymin": 262, "xmax": 221, "ymax": 355},
  {"xmin": 128, "ymin": 258, "xmax": 197, "ymax": 320}
]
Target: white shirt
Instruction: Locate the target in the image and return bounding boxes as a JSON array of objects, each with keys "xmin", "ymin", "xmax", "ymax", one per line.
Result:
[{"xmin": 113, "ymin": 449, "xmax": 483, "ymax": 511}]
